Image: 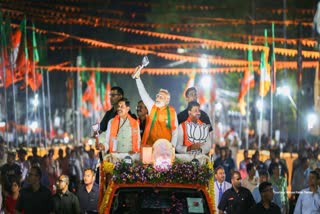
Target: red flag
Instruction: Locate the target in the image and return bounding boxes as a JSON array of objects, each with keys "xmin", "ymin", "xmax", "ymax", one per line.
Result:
[
  {"xmin": 238, "ymin": 69, "xmax": 255, "ymax": 101},
  {"xmin": 238, "ymin": 40, "xmax": 255, "ymax": 102},
  {"xmin": 82, "ymin": 72, "xmax": 96, "ymax": 106},
  {"xmin": 4, "ymin": 28, "xmax": 23, "ymax": 87}
]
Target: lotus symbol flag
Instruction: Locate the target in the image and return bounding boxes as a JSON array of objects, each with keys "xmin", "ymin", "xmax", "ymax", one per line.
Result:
[{"xmin": 186, "ymin": 122, "xmax": 210, "ymax": 144}]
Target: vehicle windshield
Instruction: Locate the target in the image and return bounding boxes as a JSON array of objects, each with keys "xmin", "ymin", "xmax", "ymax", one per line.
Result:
[{"xmin": 110, "ymin": 187, "xmax": 210, "ymax": 214}]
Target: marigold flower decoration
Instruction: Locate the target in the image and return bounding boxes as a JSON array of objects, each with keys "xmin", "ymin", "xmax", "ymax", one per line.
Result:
[
  {"xmin": 103, "ymin": 161, "xmax": 114, "ymax": 174},
  {"xmin": 207, "ymin": 162, "xmax": 215, "ymax": 209},
  {"xmin": 99, "ymin": 181, "xmax": 114, "ymax": 214}
]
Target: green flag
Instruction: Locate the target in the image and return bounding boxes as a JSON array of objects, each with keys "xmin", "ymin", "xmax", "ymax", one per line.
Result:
[{"xmin": 32, "ymin": 22, "xmax": 39, "ymax": 62}]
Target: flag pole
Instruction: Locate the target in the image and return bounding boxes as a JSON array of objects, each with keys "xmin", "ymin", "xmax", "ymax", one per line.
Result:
[
  {"xmin": 40, "ymin": 68, "xmax": 47, "ymax": 147},
  {"xmin": 76, "ymin": 54, "xmax": 82, "ymax": 145},
  {"xmin": 246, "ymin": 40, "xmax": 253, "ymax": 150},
  {"xmin": 9, "ymin": 22, "xmax": 18, "ymax": 147},
  {"xmin": 0, "ymin": 15, "xmax": 9, "ymax": 142},
  {"xmin": 22, "ymin": 18, "xmax": 30, "ymax": 147},
  {"xmin": 258, "ymin": 29, "xmax": 268, "ymax": 150},
  {"xmin": 270, "ymin": 23, "xmax": 275, "ymax": 143},
  {"xmin": 46, "ymin": 69, "xmax": 53, "ymax": 143}
]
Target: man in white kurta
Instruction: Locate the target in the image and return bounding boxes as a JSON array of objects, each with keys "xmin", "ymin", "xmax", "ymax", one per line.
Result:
[
  {"xmin": 104, "ymin": 98, "xmax": 141, "ymax": 153},
  {"xmin": 176, "ymin": 101, "xmax": 211, "ymax": 154},
  {"xmin": 294, "ymin": 171, "xmax": 320, "ymax": 214}
]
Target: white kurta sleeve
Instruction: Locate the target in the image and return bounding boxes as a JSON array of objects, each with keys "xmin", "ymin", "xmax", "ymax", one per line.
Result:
[
  {"xmin": 135, "ymin": 78, "xmax": 154, "ymax": 112},
  {"xmin": 137, "ymin": 121, "xmax": 141, "ymax": 151},
  {"xmin": 170, "ymin": 112, "xmax": 179, "ymax": 148},
  {"xmin": 176, "ymin": 124, "xmax": 187, "ymax": 153},
  {"xmin": 104, "ymin": 120, "xmax": 112, "ymax": 152},
  {"xmin": 201, "ymin": 133, "xmax": 211, "ymax": 154}
]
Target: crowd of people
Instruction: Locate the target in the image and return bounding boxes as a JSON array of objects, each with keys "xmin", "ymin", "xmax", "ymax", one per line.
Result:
[
  {"xmin": 0, "ymin": 143, "xmax": 99, "ymax": 214},
  {"xmin": 0, "ymin": 71, "xmax": 319, "ymax": 213},
  {"xmin": 213, "ymin": 147, "xmax": 320, "ymax": 213}
]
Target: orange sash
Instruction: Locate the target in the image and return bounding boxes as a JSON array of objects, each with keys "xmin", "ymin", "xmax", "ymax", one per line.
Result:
[
  {"xmin": 141, "ymin": 105, "xmax": 176, "ymax": 146},
  {"xmin": 109, "ymin": 114, "xmax": 139, "ymax": 153}
]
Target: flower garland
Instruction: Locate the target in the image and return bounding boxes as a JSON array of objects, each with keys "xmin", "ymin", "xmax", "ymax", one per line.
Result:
[
  {"xmin": 207, "ymin": 161, "xmax": 216, "ymax": 210},
  {"xmin": 112, "ymin": 160, "xmax": 213, "ymax": 185},
  {"xmin": 99, "ymin": 181, "xmax": 114, "ymax": 214}
]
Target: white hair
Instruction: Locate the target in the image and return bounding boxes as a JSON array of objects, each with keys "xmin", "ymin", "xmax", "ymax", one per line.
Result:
[{"xmin": 159, "ymin": 88, "xmax": 170, "ymax": 101}]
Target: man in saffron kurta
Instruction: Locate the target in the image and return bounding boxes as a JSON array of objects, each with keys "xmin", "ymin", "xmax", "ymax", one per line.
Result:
[
  {"xmin": 133, "ymin": 69, "xmax": 178, "ymax": 147},
  {"xmin": 103, "ymin": 98, "xmax": 140, "ymax": 153},
  {"xmin": 176, "ymin": 101, "xmax": 211, "ymax": 154}
]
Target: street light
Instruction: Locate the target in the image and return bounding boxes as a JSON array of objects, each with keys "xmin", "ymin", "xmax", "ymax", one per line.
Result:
[
  {"xmin": 198, "ymin": 54, "xmax": 208, "ymax": 68},
  {"xmin": 276, "ymin": 85, "xmax": 297, "ymax": 109},
  {"xmin": 200, "ymin": 75, "xmax": 212, "ymax": 89},
  {"xmin": 30, "ymin": 121, "xmax": 38, "ymax": 132},
  {"xmin": 31, "ymin": 94, "xmax": 39, "ymax": 109},
  {"xmin": 256, "ymin": 99, "xmax": 263, "ymax": 112},
  {"xmin": 307, "ymin": 113, "xmax": 318, "ymax": 130}
]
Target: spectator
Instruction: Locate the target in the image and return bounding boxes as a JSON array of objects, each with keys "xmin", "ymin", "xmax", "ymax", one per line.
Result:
[
  {"xmin": 77, "ymin": 146, "xmax": 89, "ymax": 173},
  {"xmin": 294, "ymin": 171, "xmax": 320, "ymax": 214},
  {"xmin": 84, "ymin": 149, "xmax": 98, "ymax": 170},
  {"xmin": 291, "ymin": 157, "xmax": 311, "ymax": 192},
  {"xmin": 52, "ymin": 175, "xmax": 80, "ymax": 214},
  {"xmin": 214, "ymin": 147, "xmax": 235, "ymax": 183},
  {"xmin": 242, "ymin": 163, "xmax": 259, "ymax": 193},
  {"xmin": 239, "ymin": 150, "xmax": 251, "ymax": 179},
  {"xmin": 0, "ymin": 151, "xmax": 21, "ymax": 196},
  {"xmin": 252, "ymin": 170, "xmax": 282, "ymax": 208},
  {"xmin": 269, "ymin": 162, "xmax": 289, "ymax": 213},
  {"xmin": 77, "ymin": 168, "xmax": 99, "ymax": 214},
  {"xmin": 56, "ymin": 148, "xmax": 68, "ymax": 176},
  {"xmin": 68, "ymin": 150, "xmax": 82, "ymax": 192},
  {"xmin": 249, "ymin": 182, "xmax": 281, "ymax": 214},
  {"xmin": 28, "ymin": 147, "xmax": 41, "ymax": 166},
  {"xmin": 252, "ymin": 150, "xmax": 267, "ymax": 175},
  {"xmin": 214, "ymin": 166, "xmax": 232, "ymax": 213},
  {"xmin": 16, "ymin": 148, "xmax": 30, "ymax": 184},
  {"xmin": 218, "ymin": 171, "xmax": 255, "ymax": 214},
  {"xmin": 4, "ymin": 178, "xmax": 21, "ymax": 214},
  {"xmin": 15, "ymin": 166, "xmax": 53, "ymax": 214}
]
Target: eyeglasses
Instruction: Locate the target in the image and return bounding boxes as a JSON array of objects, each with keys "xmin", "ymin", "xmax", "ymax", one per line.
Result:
[
  {"xmin": 110, "ymin": 93, "xmax": 120, "ymax": 97},
  {"xmin": 57, "ymin": 179, "xmax": 65, "ymax": 183}
]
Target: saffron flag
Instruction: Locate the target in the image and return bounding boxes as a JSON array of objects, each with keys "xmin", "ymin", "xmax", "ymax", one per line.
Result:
[
  {"xmin": 82, "ymin": 72, "xmax": 96, "ymax": 106},
  {"xmin": 26, "ymin": 22, "xmax": 42, "ymax": 91},
  {"xmin": 103, "ymin": 72, "xmax": 111, "ymax": 111},
  {"xmin": 259, "ymin": 29, "xmax": 271, "ymax": 97},
  {"xmin": 4, "ymin": 25, "xmax": 23, "ymax": 88},
  {"xmin": 238, "ymin": 40, "xmax": 255, "ymax": 102}
]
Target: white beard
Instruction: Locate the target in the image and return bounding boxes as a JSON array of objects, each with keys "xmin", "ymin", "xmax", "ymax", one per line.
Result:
[{"xmin": 155, "ymin": 101, "xmax": 165, "ymax": 108}]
